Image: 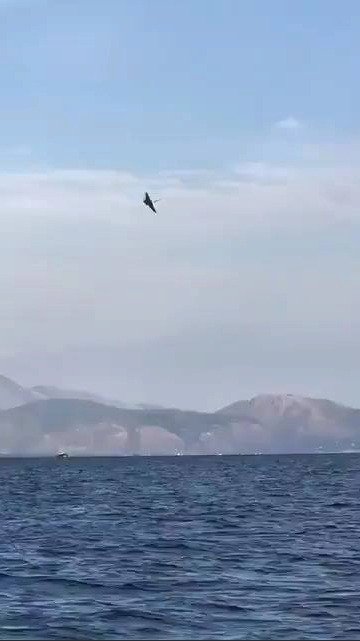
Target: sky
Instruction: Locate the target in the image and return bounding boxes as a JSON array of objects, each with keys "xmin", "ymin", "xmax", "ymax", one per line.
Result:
[{"xmin": 0, "ymin": 0, "xmax": 360, "ymax": 409}]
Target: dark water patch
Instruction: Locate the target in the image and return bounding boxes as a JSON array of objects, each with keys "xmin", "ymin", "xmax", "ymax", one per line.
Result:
[{"xmin": 0, "ymin": 454, "xmax": 359, "ymax": 638}]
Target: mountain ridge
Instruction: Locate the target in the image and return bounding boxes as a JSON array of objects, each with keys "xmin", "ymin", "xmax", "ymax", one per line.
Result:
[{"xmin": 0, "ymin": 375, "xmax": 359, "ymax": 455}]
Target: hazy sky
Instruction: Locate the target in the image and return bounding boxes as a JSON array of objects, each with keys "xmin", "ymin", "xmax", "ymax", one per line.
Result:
[{"xmin": 0, "ymin": 0, "xmax": 360, "ymax": 409}]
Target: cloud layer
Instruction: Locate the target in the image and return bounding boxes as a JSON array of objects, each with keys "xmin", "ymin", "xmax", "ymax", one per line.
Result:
[
  {"xmin": 274, "ymin": 116, "xmax": 302, "ymax": 130},
  {"xmin": 0, "ymin": 145, "xmax": 360, "ymax": 408}
]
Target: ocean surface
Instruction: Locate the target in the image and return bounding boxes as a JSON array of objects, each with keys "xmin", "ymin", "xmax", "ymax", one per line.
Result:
[{"xmin": 0, "ymin": 454, "xmax": 359, "ymax": 640}]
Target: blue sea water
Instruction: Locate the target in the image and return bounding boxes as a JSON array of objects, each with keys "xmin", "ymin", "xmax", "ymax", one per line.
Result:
[{"xmin": 0, "ymin": 454, "xmax": 359, "ymax": 639}]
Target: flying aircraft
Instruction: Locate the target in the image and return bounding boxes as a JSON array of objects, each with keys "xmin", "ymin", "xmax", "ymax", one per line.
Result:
[{"xmin": 143, "ymin": 192, "xmax": 160, "ymax": 214}]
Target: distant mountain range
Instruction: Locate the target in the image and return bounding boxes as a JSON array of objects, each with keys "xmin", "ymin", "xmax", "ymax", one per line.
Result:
[
  {"xmin": 0, "ymin": 378, "xmax": 164, "ymax": 412},
  {"xmin": 0, "ymin": 374, "xmax": 40, "ymax": 409},
  {"xmin": 0, "ymin": 375, "xmax": 359, "ymax": 455}
]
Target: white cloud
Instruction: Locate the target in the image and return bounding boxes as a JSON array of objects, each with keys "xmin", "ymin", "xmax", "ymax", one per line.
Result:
[
  {"xmin": 233, "ymin": 162, "xmax": 292, "ymax": 184},
  {"xmin": 0, "ymin": 159, "xmax": 358, "ymax": 240},
  {"xmin": 274, "ymin": 116, "xmax": 302, "ymax": 130}
]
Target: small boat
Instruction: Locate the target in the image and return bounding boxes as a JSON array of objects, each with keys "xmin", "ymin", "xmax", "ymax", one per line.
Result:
[{"xmin": 56, "ymin": 452, "xmax": 69, "ymax": 460}]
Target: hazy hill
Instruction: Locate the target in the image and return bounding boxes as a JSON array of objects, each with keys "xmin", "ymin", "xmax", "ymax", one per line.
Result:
[
  {"xmin": 218, "ymin": 394, "xmax": 360, "ymax": 453},
  {"xmin": 0, "ymin": 376, "xmax": 359, "ymax": 455},
  {"xmin": 0, "ymin": 375, "xmax": 39, "ymax": 409},
  {"xmin": 219, "ymin": 393, "xmax": 354, "ymax": 422},
  {"xmin": 31, "ymin": 385, "xmax": 127, "ymax": 408},
  {"xmin": 31, "ymin": 385, "xmax": 165, "ymax": 410},
  {"xmin": 0, "ymin": 398, "xmax": 236, "ymax": 456}
]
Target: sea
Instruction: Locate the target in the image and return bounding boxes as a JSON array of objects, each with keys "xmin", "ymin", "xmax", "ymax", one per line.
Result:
[{"xmin": 0, "ymin": 454, "xmax": 359, "ymax": 640}]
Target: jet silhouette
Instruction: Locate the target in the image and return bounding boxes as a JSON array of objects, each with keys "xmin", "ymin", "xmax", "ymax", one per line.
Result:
[{"xmin": 143, "ymin": 192, "xmax": 160, "ymax": 214}]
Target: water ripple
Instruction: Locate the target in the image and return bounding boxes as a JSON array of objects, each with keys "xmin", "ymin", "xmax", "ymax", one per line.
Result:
[{"xmin": 0, "ymin": 454, "xmax": 359, "ymax": 638}]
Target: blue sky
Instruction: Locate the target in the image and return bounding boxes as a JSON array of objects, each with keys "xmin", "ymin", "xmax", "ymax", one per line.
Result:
[
  {"xmin": 1, "ymin": 0, "xmax": 360, "ymax": 170},
  {"xmin": 1, "ymin": 0, "xmax": 360, "ymax": 409}
]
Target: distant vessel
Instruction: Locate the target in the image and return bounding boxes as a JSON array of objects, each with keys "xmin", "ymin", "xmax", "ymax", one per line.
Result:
[{"xmin": 56, "ymin": 452, "xmax": 69, "ymax": 460}]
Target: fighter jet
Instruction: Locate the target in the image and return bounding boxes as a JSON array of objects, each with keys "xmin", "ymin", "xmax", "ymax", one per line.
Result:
[{"xmin": 143, "ymin": 192, "xmax": 160, "ymax": 214}]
